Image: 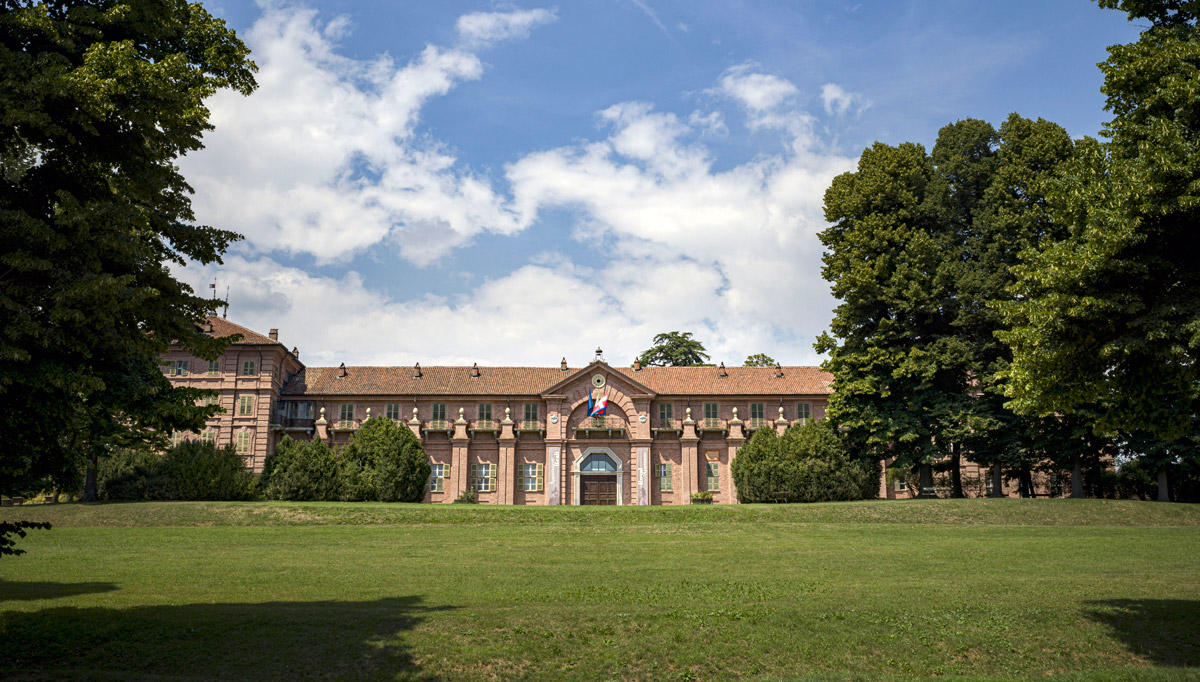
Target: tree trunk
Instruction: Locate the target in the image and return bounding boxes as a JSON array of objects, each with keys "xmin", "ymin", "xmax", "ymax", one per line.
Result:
[
  {"xmin": 82, "ymin": 453, "xmax": 98, "ymax": 502},
  {"xmin": 50, "ymin": 490, "xmax": 60, "ymax": 504},
  {"xmin": 1071, "ymin": 459, "xmax": 1084, "ymax": 498},
  {"xmin": 989, "ymin": 465, "xmax": 1005, "ymax": 497},
  {"xmin": 949, "ymin": 444, "xmax": 964, "ymax": 498},
  {"xmin": 919, "ymin": 463, "xmax": 935, "ymax": 499},
  {"xmin": 1157, "ymin": 467, "xmax": 1170, "ymax": 502},
  {"xmin": 1019, "ymin": 464, "xmax": 1033, "ymax": 498}
]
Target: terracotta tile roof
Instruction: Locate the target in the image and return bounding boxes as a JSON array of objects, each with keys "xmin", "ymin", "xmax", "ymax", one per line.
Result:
[
  {"xmin": 619, "ymin": 366, "xmax": 833, "ymax": 396},
  {"xmin": 281, "ymin": 364, "xmax": 832, "ymax": 397},
  {"xmin": 195, "ymin": 316, "xmax": 280, "ymax": 346}
]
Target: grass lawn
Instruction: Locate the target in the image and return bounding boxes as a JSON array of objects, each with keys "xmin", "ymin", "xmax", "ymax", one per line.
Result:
[{"xmin": 2, "ymin": 499, "xmax": 1198, "ymax": 681}]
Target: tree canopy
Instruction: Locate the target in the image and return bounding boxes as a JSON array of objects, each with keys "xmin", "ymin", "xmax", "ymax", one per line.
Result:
[
  {"xmin": 998, "ymin": 1, "xmax": 1200, "ymax": 441},
  {"xmin": 0, "ymin": 1, "xmax": 257, "ymax": 499},
  {"xmin": 638, "ymin": 332, "xmax": 711, "ymax": 367},
  {"xmin": 743, "ymin": 354, "xmax": 776, "ymax": 367}
]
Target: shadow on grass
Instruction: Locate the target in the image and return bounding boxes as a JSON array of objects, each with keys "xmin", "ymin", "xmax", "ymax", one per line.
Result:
[
  {"xmin": 0, "ymin": 581, "xmax": 119, "ymax": 602},
  {"xmin": 2, "ymin": 596, "xmax": 454, "ymax": 681},
  {"xmin": 1084, "ymin": 599, "xmax": 1200, "ymax": 667}
]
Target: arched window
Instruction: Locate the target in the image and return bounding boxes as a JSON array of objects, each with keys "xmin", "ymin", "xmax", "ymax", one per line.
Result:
[{"xmin": 579, "ymin": 452, "xmax": 618, "ymax": 472}]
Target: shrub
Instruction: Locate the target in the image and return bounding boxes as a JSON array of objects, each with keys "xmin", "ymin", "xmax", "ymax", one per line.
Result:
[
  {"xmin": 341, "ymin": 417, "xmax": 431, "ymax": 502},
  {"xmin": 732, "ymin": 420, "xmax": 877, "ymax": 503},
  {"xmin": 163, "ymin": 441, "xmax": 255, "ymax": 501},
  {"xmin": 99, "ymin": 449, "xmax": 176, "ymax": 500},
  {"xmin": 264, "ymin": 438, "xmax": 342, "ymax": 501}
]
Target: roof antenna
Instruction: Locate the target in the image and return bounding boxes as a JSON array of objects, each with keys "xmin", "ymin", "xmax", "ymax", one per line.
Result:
[{"xmin": 222, "ymin": 286, "xmax": 230, "ymax": 319}]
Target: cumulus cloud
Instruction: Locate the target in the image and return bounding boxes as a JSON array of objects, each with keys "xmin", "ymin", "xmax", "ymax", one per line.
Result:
[
  {"xmin": 180, "ymin": 5, "xmax": 549, "ymax": 265},
  {"xmin": 504, "ymin": 68, "xmax": 858, "ymax": 365},
  {"xmin": 456, "ymin": 8, "xmax": 558, "ymax": 47}
]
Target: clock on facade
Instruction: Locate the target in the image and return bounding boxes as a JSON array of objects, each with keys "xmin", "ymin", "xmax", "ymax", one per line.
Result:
[{"xmin": 591, "ymin": 374, "xmax": 606, "ymax": 388}]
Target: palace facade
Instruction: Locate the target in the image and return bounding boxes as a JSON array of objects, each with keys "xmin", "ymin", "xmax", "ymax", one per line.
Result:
[{"xmin": 164, "ymin": 318, "xmax": 1036, "ymax": 504}]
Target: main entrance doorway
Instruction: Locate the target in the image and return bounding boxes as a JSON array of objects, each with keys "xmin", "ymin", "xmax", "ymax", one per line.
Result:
[{"xmin": 581, "ymin": 475, "xmax": 618, "ymax": 505}]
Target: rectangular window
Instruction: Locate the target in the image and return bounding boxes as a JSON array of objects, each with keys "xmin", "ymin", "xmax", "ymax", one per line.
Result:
[
  {"xmin": 894, "ymin": 479, "xmax": 908, "ymax": 492},
  {"xmin": 281, "ymin": 401, "xmax": 314, "ymax": 419},
  {"xmin": 523, "ymin": 403, "xmax": 539, "ymax": 429},
  {"xmin": 706, "ymin": 461, "xmax": 720, "ymax": 492},
  {"xmin": 173, "ymin": 360, "xmax": 189, "ymax": 377},
  {"xmin": 749, "ymin": 402, "xmax": 765, "ymax": 428},
  {"xmin": 704, "ymin": 402, "xmax": 719, "ymax": 428},
  {"xmin": 657, "ymin": 463, "xmax": 673, "ymax": 491},
  {"xmin": 385, "ymin": 403, "xmax": 401, "ymax": 421},
  {"xmin": 201, "ymin": 429, "xmax": 216, "ymax": 445},
  {"xmin": 170, "ymin": 431, "xmax": 184, "ymax": 447},
  {"xmin": 207, "ymin": 360, "xmax": 220, "ymax": 376},
  {"xmin": 521, "ymin": 463, "xmax": 544, "ymax": 492},
  {"xmin": 236, "ymin": 430, "xmax": 252, "ymax": 454},
  {"xmin": 471, "ymin": 463, "xmax": 495, "ymax": 492},
  {"xmin": 241, "ymin": 360, "xmax": 256, "ymax": 376},
  {"xmin": 202, "ymin": 394, "xmax": 219, "ymax": 407},
  {"xmin": 431, "ymin": 403, "xmax": 447, "ymax": 428},
  {"xmin": 796, "ymin": 402, "xmax": 812, "ymax": 424},
  {"xmin": 429, "ymin": 464, "xmax": 445, "ymax": 492},
  {"xmin": 338, "ymin": 403, "xmax": 354, "ymax": 428},
  {"xmin": 238, "ymin": 395, "xmax": 254, "ymax": 416},
  {"xmin": 477, "ymin": 403, "xmax": 493, "ymax": 428},
  {"xmin": 657, "ymin": 403, "xmax": 673, "ymax": 428}
]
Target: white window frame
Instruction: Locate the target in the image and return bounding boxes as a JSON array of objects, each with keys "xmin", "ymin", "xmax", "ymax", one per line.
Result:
[
  {"xmin": 238, "ymin": 395, "xmax": 254, "ymax": 416},
  {"xmin": 241, "ymin": 360, "xmax": 256, "ymax": 376},
  {"xmin": 236, "ymin": 430, "xmax": 252, "ymax": 454},
  {"xmin": 706, "ymin": 461, "xmax": 720, "ymax": 492},
  {"xmin": 657, "ymin": 463, "xmax": 673, "ymax": 492},
  {"xmin": 429, "ymin": 464, "xmax": 445, "ymax": 492}
]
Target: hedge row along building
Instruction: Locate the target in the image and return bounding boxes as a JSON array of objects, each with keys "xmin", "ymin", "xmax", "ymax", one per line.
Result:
[{"xmin": 164, "ymin": 318, "xmax": 1038, "ymax": 504}]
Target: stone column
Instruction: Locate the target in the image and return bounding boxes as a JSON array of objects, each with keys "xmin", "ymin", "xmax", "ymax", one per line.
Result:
[
  {"xmin": 408, "ymin": 407, "xmax": 422, "ymax": 441},
  {"xmin": 451, "ymin": 408, "xmax": 469, "ymax": 498},
  {"xmin": 726, "ymin": 437, "xmax": 744, "ymax": 504},
  {"xmin": 499, "ymin": 407, "xmax": 516, "ymax": 505},
  {"xmin": 681, "ymin": 406, "xmax": 699, "ymax": 499}
]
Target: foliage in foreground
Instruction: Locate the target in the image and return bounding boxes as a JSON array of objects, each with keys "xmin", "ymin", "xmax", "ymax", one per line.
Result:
[
  {"xmin": 731, "ymin": 420, "xmax": 879, "ymax": 503},
  {"xmin": 0, "ymin": 0, "xmax": 258, "ymax": 502}
]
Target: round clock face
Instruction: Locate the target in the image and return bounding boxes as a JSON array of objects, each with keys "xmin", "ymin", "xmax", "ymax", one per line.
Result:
[{"xmin": 591, "ymin": 374, "xmax": 606, "ymax": 388}]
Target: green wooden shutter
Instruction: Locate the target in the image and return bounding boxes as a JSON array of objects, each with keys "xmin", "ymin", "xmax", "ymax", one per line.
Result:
[
  {"xmin": 489, "ymin": 463, "xmax": 497, "ymax": 492},
  {"xmin": 469, "ymin": 464, "xmax": 478, "ymax": 491},
  {"xmin": 536, "ymin": 463, "xmax": 544, "ymax": 491}
]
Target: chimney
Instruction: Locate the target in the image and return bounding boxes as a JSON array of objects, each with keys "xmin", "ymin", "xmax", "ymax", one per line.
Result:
[
  {"xmin": 774, "ymin": 362, "xmax": 784, "ymax": 378},
  {"xmin": 633, "ymin": 358, "xmax": 642, "ymax": 371},
  {"xmin": 560, "ymin": 357, "xmax": 568, "ymax": 371},
  {"xmin": 338, "ymin": 362, "xmax": 347, "ymax": 378},
  {"xmin": 413, "ymin": 362, "xmax": 422, "ymax": 379},
  {"xmin": 269, "ymin": 328, "xmax": 278, "ymax": 341},
  {"xmin": 470, "ymin": 362, "xmax": 480, "ymax": 378},
  {"xmin": 291, "ymin": 346, "xmax": 299, "ymax": 358},
  {"xmin": 718, "ymin": 362, "xmax": 728, "ymax": 377}
]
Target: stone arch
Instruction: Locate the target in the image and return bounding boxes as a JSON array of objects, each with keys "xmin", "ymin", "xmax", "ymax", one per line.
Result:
[{"xmin": 570, "ymin": 446, "xmax": 626, "ymax": 505}]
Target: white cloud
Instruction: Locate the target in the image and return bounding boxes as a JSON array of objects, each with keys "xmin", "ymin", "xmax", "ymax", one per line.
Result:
[
  {"xmin": 821, "ymin": 82, "xmax": 869, "ymax": 117},
  {"xmin": 180, "ymin": 5, "xmax": 550, "ymax": 265},
  {"xmin": 456, "ymin": 8, "xmax": 558, "ymax": 47},
  {"xmin": 504, "ymin": 69, "xmax": 858, "ymax": 365}
]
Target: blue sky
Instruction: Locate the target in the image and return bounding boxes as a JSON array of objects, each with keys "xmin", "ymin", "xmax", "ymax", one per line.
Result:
[{"xmin": 177, "ymin": 0, "xmax": 1143, "ymax": 368}]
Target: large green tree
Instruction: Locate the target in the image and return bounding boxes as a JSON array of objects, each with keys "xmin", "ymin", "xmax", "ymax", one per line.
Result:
[
  {"xmin": 0, "ymin": 1, "xmax": 257, "ymax": 505},
  {"xmin": 743, "ymin": 353, "xmax": 776, "ymax": 367},
  {"xmin": 638, "ymin": 332, "xmax": 711, "ymax": 367},
  {"xmin": 818, "ymin": 115, "xmax": 1083, "ymax": 498},
  {"xmin": 998, "ymin": 0, "xmax": 1200, "ymax": 499},
  {"xmin": 817, "ymin": 141, "xmax": 971, "ymax": 496}
]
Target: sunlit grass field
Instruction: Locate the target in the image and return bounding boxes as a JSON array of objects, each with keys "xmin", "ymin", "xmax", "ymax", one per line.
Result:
[{"xmin": 2, "ymin": 499, "xmax": 1198, "ymax": 681}]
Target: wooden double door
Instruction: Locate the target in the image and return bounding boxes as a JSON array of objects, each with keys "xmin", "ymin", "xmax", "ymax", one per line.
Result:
[{"xmin": 580, "ymin": 475, "xmax": 618, "ymax": 505}]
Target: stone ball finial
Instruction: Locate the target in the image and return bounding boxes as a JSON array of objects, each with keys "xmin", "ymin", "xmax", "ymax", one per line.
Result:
[
  {"xmin": 779, "ymin": 406, "xmax": 785, "ymax": 417},
  {"xmin": 320, "ymin": 406, "xmax": 326, "ymax": 416},
  {"xmin": 365, "ymin": 407, "xmax": 371, "ymax": 419},
  {"xmin": 686, "ymin": 406, "xmax": 692, "ymax": 418},
  {"xmin": 732, "ymin": 406, "xmax": 738, "ymax": 417},
  {"xmin": 505, "ymin": 406, "xmax": 511, "ymax": 418},
  {"xmin": 413, "ymin": 406, "xmax": 419, "ymax": 417},
  {"xmin": 459, "ymin": 407, "xmax": 465, "ymax": 417}
]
